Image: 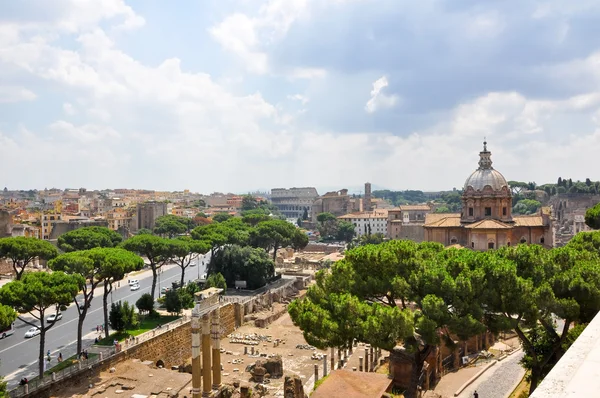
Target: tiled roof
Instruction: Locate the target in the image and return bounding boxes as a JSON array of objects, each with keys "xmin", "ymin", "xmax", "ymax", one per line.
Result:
[
  {"xmin": 399, "ymin": 205, "xmax": 431, "ymax": 211},
  {"xmin": 464, "ymin": 219, "xmax": 512, "ymax": 229},
  {"xmin": 513, "ymin": 215, "xmax": 545, "ymax": 227},
  {"xmin": 424, "ymin": 213, "xmax": 461, "ymax": 227},
  {"xmin": 311, "ymin": 369, "xmax": 392, "ymax": 398}
]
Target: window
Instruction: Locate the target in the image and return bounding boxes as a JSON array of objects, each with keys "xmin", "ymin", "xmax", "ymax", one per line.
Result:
[
  {"xmin": 488, "ymin": 242, "xmax": 495, "ymax": 249},
  {"xmin": 468, "ymin": 207, "xmax": 474, "ymax": 216},
  {"xmin": 503, "ymin": 207, "xmax": 507, "ymax": 216},
  {"xmin": 485, "ymin": 207, "xmax": 492, "ymax": 216},
  {"xmin": 450, "ymin": 237, "xmax": 458, "ymax": 244},
  {"xmin": 507, "ymin": 242, "xmax": 511, "ymax": 247},
  {"xmin": 520, "ymin": 237, "xmax": 527, "ymax": 244},
  {"xmin": 540, "ymin": 237, "xmax": 545, "ymax": 244},
  {"xmin": 471, "ymin": 242, "xmax": 475, "ymax": 248}
]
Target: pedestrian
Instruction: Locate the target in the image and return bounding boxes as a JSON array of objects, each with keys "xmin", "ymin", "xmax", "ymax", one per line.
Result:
[
  {"xmin": 474, "ymin": 390, "xmax": 479, "ymax": 398},
  {"xmin": 58, "ymin": 352, "xmax": 63, "ymax": 362},
  {"xmin": 96, "ymin": 325, "xmax": 99, "ymax": 332},
  {"xmin": 95, "ymin": 337, "xmax": 99, "ymax": 344}
]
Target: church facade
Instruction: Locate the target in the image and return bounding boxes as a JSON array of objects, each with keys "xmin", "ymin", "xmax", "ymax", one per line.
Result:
[{"xmin": 424, "ymin": 142, "xmax": 553, "ymax": 250}]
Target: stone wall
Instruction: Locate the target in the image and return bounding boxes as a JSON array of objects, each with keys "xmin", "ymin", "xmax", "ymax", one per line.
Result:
[
  {"xmin": 0, "ymin": 210, "xmax": 12, "ymax": 238},
  {"xmin": 547, "ymin": 194, "xmax": 600, "ymax": 246}
]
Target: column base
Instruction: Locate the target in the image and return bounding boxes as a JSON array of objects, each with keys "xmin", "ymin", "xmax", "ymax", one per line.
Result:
[{"xmin": 212, "ymin": 383, "xmax": 221, "ymax": 390}]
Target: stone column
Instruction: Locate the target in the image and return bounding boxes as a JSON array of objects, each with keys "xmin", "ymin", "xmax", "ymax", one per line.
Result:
[
  {"xmin": 211, "ymin": 307, "xmax": 222, "ymax": 389},
  {"xmin": 323, "ymin": 355, "xmax": 328, "ymax": 377},
  {"xmin": 359, "ymin": 356, "xmax": 363, "ymax": 372},
  {"xmin": 338, "ymin": 348, "xmax": 342, "ymax": 368},
  {"xmin": 191, "ymin": 310, "xmax": 202, "ymax": 398},
  {"xmin": 330, "ymin": 347, "xmax": 335, "ymax": 370},
  {"xmin": 369, "ymin": 346, "xmax": 374, "ymax": 371},
  {"xmin": 202, "ymin": 313, "xmax": 212, "ymax": 396},
  {"xmin": 314, "ymin": 364, "xmax": 319, "ymax": 381},
  {"xmin": 364, "ymin": 348, "xmax": 369, "ymax": 372}
]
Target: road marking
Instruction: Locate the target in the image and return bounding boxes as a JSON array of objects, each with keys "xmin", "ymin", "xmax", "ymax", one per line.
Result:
[{"xmin": 0, "ymin": 272, "xmax": 182, "ymax": 355}]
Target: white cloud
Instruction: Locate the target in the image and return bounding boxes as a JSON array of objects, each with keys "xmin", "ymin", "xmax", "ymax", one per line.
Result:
[
  {"xmin": 365, "ymin": 76, "xmax": 399, "ymax": 114},
  {"xmin": 287, "ymin": 94, "xmax": 309, "ymax": 104},
  {"xmin": 287, "ymin": 67, "xmax": 327, "ymax": 80},
  {"xmin": 63, "ymin": 102, "xmax": 76, "ymax": 115},
  {"xmin": 0, "ymin": 86, "xmax": 37, "ymax": 103}
]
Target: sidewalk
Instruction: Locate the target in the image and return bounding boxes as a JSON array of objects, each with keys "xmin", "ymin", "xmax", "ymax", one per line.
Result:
[{"xmin": 4, "ymin": 329, "xmax": 102, "ymax": 389}]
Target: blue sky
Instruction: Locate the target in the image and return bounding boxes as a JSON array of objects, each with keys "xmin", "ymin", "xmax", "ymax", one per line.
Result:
[{"xmin": 1, "ymin": 0, "xmax": 600, "ymax": 194}]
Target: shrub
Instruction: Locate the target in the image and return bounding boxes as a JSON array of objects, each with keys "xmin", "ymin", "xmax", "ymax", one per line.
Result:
[
  {"xmin": 164, "ymin": 289, "xmax": 182, "ymax": 314},
  {"xmin": 109, "ymin": 302, "xmax": 125, "ymax": 331},
  {"xmin": 122, "ymin": 301, "xmax": 139, "ymax": 329},
  {"xmin": 136, "ymin": 293, "xmax": 154, "ymax": 314}
]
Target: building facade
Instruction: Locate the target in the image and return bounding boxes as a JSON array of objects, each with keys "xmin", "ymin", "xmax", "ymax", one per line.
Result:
[
  {"xmin": 271, "ymin": 187, "xmax": 319, "ymax": 220},
  {"xmin": 136, "ymin": 202, "xmax": 168, "ymax": 231},
  {"xmin": 338, "ymin": 209, "xmax": 389, "ymax": 237},
  {"xmin": 424, "ymin": 142, "xmax": 553, "ymax": 250},
  {"xmin": 387, "ymin": 205, "xmax": 432, "ymax": 242}
]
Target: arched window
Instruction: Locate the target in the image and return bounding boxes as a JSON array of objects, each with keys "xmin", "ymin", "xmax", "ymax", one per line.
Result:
[
  {"xmin": 507, "ymin": 242, "xmax": 511, "ymax": 247},
  {"xmin": 471, "ymin": 242, "xmax": 475, "ymax": 249},
  {"xmin": 540, "ymin": 237, "xmax": 545, "ymax": 244},
  {"xmin": 488, "ymin": 242, "xmax": 495, "ymax": 249},
  {"xmin": 520, "ymin": 237, "xmax": 527, "ymax": 244},
  {"xmin": 450, "ymin": 237, "xmax": 458, "ymax": 244}
]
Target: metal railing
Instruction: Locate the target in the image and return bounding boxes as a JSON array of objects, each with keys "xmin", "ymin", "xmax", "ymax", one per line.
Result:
[{"xmin": 8, "ymin": 315, "xmax": 190, "ymax": 398}]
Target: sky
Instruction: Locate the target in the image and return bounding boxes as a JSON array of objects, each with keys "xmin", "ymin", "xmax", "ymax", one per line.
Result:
[{"xmin": 1, "ymin": 0, "xmax": 600, "ymax": 195}]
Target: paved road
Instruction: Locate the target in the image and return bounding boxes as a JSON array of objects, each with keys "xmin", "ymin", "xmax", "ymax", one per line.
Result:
[
  {"xmin": 458, "ymin": 350, "xmax": 526, "ymax": 398},
  {"xmin": 0, "ymin": 255, "xmax": 209, "ymax": 385}
]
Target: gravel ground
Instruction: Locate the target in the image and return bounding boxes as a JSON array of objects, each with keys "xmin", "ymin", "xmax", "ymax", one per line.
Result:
[{"xmin": 458, "ymin": 350, "xmax": 526, "ymax": 398}]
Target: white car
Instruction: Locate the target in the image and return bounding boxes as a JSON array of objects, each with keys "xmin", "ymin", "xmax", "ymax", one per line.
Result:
[
  {"xmin": 24, "ymin": 327, "xmax": 41, "ymax": 338},
  {"xmin": 128, "ymin": 279, "xmax": 139, "ymax": 286},
  {"xmin": 130, "ymin": 283, "xmax": 140, "ymax": 291},
  {"xmin": 47, "ymin": 312, "xmax": 62, "ymax": 323}
]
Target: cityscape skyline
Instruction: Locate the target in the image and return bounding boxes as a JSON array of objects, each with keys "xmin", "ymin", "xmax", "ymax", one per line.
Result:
[{"xmin": 1, "ymin": 1, "xmax": 600, "ymax": 192}]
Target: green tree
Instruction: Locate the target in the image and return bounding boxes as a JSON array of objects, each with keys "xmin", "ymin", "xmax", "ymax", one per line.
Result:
[
  {"xmin": 205, "ymin": 272, "xmax": 227, "ymax": 291},
  {"xmin": 302, "ymin": 208, "xmax": 309, "ymax": 221},
  {"xmin": 121, "ymin": 235, "xmax": 174, "ymax": 299},
  {"xmin": 57, "ymin": 226, "xmax": 122, "ymax": 252},
  {"xmin": 513, "ymin": 199, "xmax": 542, "ymax": 215},
  {"xmin": 153, "ymin": 214, "xmax": 192, "ymax": 237},
  {"xmin": 0, "ymin": 272, "xmax": 84, "ymax": 378},
  {"xmin": 243, "ymin": 211, "xmax": 271, "ymax": 226},
  {"xmin": 0, "ymin": 237, "xmax": 59, "ymax": 280},
  {"xmin": 336, "ymin": 221, "xmax": 356, "ymax": 243},
  {"xmin": 0, "ymin": 304, "xmax": 17, "ymax": 336},
  {"xmin": 164, "ymin": 289, "xmax": 182, "ymax": 314},
  {"xmin": 95, "ymin": 248, "xmax": 144, "ymax": 339},
  {"xmin": 211, "ymin": 245, "xmax": 275, "ymax": 290},
  {"xmin": 136, "ymin": 293, "xmax": 154, "ymax": 315},
  {"xmin": 191, "ymin": 218, "xmax": 252, "ymax": 267},
  {"xmin": 483, "ymin": 245, "xmax": 600, "ymax": 394},
  {"xmin": 289, "ymin": 240, "xmax": 476, "ymax": 398},
  {"xmin": 241, "ymin": 195, "xmax": 259, "ymax": 211},
  {"xmin": 136, "ymin": 228, "xmax": 153, "ymax": 235},
  {"xmin": 316, "ymin": 212, "xmax": 339, "ymax": 239},
  {"xmin": 434, "ymin": 205, "xmax": 451, "ymax": 213},
  {"xmin": 212, "ymin": 212, "xmax": 232, "ymax": 223},
  {"xmin": 585, "ymin": 202, "xmax": 600, "ymax": 230},
  {"xmin": 250, "ymin": 219, "xmax": 301, "ymax": 261},
  {"xmin": 168, "ymin": 238, "xmax": 210, "ymax": 288},
  {"xmin": 109, "ymin": 301, "xmax": 125, "ymax": 332},
  {"xmin": 121, "ymin": 301, "xmax": 139, "ymax": 329},
  {"xmin": 296, "ymin": 217, "xmax": 303, "ymax": 228}
]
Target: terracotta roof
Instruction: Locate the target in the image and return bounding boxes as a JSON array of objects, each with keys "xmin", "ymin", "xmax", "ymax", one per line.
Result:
[
  {"xmin": 464, "ymin": 219, "xmax": 512, "ymax": 229},
  {"xmin": 424, "ymin": 213, "xmax": 461, "ymax": 227},
  {"xmin": 513, "ymin": 215, "xmax": 545, "ymax": 227},
  {"xmin": 399, "ymin": 205, "xmax": 431, "ymax": 211},
  {"xmin": 311, "ymin": 369, "xmax": 392, "ymax": 398}
]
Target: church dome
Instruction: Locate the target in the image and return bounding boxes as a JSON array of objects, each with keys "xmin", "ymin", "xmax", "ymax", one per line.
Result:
[
  {"xmin": 464, "ymin": 169, "xmax": 508, "ymax": 191},
  {"xmin": 463, "ymin": 141, "xmax": 509, "ymax": 192}
]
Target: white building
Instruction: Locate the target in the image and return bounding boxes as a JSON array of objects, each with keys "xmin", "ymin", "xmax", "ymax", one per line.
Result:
[{"xmin": 338, "ymin": 209, "xmax": 389, "ymax": 237}]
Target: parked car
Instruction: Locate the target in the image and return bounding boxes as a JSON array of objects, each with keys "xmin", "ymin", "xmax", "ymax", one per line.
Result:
[
  {"xmin": 24, "ymin": 327, "xmax": 41, "ymax": 338},
  {"xmin": 130, "ymin": 283, "xmax": 140, "ymax": 291},
  {"xmin": 161, "ymin": 286, "xmax": 170, "ymax": 294},
  {"xmin": 128, "ymin": 279, "xmax": 139, "ymax": 286},
  {"xmin": 47, "ymin": 312, "xmax": 62, "ymax": 323}
]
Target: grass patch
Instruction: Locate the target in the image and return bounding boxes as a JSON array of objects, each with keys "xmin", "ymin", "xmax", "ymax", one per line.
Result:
[
  {"xmin": 44, "ymin": 353, "xmax": 98, "ymax": 376},
  {"xmin": 95, "ymin": 315, "xmax": 181, "ymax": 346},
  {"xmin": 313, "ymin": 374, "xmax": 329, "ymax": 391},
  {"xmin": 508, "ymin": 371, "xmax": 530, "ymax": 398}
]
